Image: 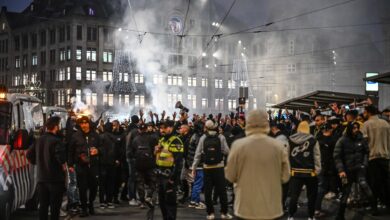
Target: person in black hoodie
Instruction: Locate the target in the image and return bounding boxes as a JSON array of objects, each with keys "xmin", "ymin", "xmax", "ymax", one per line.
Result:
[
  {"xmin": 68, "ymin": 116, "xmax": 101, "ymax": 217},
  {"xmin": 99, "ymin": 122, "xmax": 122, "ymax": 209},
  {"xmin": 132, "ymin": 123, "xmax": 159, "ymax": 208},
  {"xmin": 314, "ymin": 123, "xmax": 338, "ymax": 217},
  {"xmin": 27, "ymin": 116, "xmax": 66, "ymax": 220},
  {"xmin": 288, "ymin": 121, "xmax": 321, "ymax": 220},
  {"xmin": 178, "ymin": 124, "xmax": 192, "ymax": 204},
  {"xmin": 126, "ymin": 115, "xmax": 140, "ymax": 206},
  {"xmin": 333, "ymin": 122, "xmax": 377, "ymax": 220}
]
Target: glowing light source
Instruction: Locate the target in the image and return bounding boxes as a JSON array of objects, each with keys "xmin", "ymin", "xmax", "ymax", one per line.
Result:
[
  {"xmin": 118, "ymin": 28, "xmax": 122, "ymax": 31},
  {"xmin": 205, "ymin": 64, "xmax": 209, "ymax": 68},
  {"xmin": 238, "ymin": 40, "xmax": 241, "ymax": 44},
  {"xmin": 212, "ymin": 52, "xmax": 217, "ymax": 58},
  {"xmin": 214, "ymin": 64, "xmax": 217, "ymax": 68},
  {"xmin": 202, "ymin": 52, "xmax": 207, "ymax": 57}
]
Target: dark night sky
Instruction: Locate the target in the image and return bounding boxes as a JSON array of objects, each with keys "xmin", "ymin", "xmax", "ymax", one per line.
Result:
[{"xmin": 0, "ymin": 0, "xmax": 31, "ymax": 12}]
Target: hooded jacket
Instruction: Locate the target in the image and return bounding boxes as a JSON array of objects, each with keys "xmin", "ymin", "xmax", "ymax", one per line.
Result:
[
  {"xmin": 288, "ymin": 132, "xmax": 321, "ymax": 177},
  {"xmin": 225, "ymin": 109, "xmax": 290, "ymax": 220}
]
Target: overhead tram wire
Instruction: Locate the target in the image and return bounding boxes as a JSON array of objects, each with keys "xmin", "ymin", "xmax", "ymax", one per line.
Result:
[
  {"xmin": 127, "ymin": 0, "xmax": 145, "ymax": 44},
  {"xmin": 178, "ymin": 0, "xmax": 191, "ymax": 47},
  {"xmin": 192, "ymin": 0, "xmax": 238, "ymax": 69},
  {"xmin": 222, "ymin": 0, "xmax": 360, "ymax": 38}
]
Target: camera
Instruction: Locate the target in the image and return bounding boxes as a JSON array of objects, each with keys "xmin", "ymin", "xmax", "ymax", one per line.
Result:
[{"xmin": 175, "ymin": 101, "xmax": 189, "ymax": 114}]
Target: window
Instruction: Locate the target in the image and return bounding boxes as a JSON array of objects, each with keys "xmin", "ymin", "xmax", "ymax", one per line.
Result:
[
  {"xmin": 253, "ymin": 98, "xmax": 257, "ymax": 109},
  {"xmin": 167, "ymin": 74, "xmax": 182, "ymax": 86},
  {"xmin": 167, "ymin": 94, "xmax": 182, "ymax": 107},
  {"xmin": 134, "ymin": 73, "xmax": 144, "ymax": 84},
  {"xmin": 288, "ymin": 64, "xmax": 296, "ymax": 73},
  {"xmin": 66, "ymin": 67, "xmax": 71, "ymax": 80},
  {"xmin": 65, "ymin": 47, "xmax": 71, "ymax": 60},
  {"xmin": 76, "ymin": 67, "xmax": 82, "ymax": 80},
  {"xmin": 15, "ymin": 56, "xmax": 20, "ymax": 68},
  {"xmin": 22, "ymin": 34, "xmax": 28, "ymax": 49},
  {"xmin": 123, "ymin": 73, "xmax": 129, "ymax": 82},
  {"xmin": 40, "ymin": 51, "xmax": 46, "ymax": 65},
  {"xmin": 87, "ymin": 27, "xmax": 97, "ymax": 41},
  {"xmin": 22, "ymin": 74, "xmax": 28, "ymax": 85},
  {"xmin": 85, "ymin": 93, "xmax": 97, "ymax": 106},
  {"xmin": 58, "ymin": 68, "xmax": 66, "ymax": 81},
  {"xmin": 67, "ymin": 25, "xmax": 71, "ymax": 41},
  {"xmin": 76, "ymin": 89, "xmax": 82, "ymax": 102},
  {"xmin": 215, "ymin": 79, "xmax": 223, "ymax": 89},
  {"xmin": 49, "ymin": 49, "xmax": 56, "ymax": 64},
  {"xmin": 228, "ymin": 99, "xmax": 237, "ymax": 110},
  {"xmin": 77, "ymin": 25, "xmax": 82, "ymax": 40},
  {"xmin": 103, "ymin": 94, "xmax": 114, "ymax": 106},
  {"xmin": 32, "ymin": 53, "xmax": 38, "ymax": 66},
  {"xmin": 124, "ymin": 95, "xmax": 130, "ymax": 106},
  {"xmin": 49, "ymin": 29, "xmax": 56, "ymax": 44},
  {"xmin": 135, "ymin": 95, "xmax": 145, "ymax": 107},
  {"xmin": 76, "ymin": 47, "xmax": 82, "ymax": 61},
  {"xmin": 103, "ymin": 71, "xmax": 113, "ymax": 81},
  {"xmin": 86, "ymin": 48, "xmax": 96, "ymax": 61},
  {"xmin": 153, "ymin": 74, "xmax": 164, "ymax": 84},
  {"xmin": 59, "ymin": 48, "xmax": 66, "ymax": 61},
  {"xmin": 40, "ymin": 71, "xmax": 46, "ymax": 82},
  {"xmin": 188, "ymin": 56, "xmax": 196, "ymax": 67},
  {"xmin": 201, "ymin": 98, "xmax": 208, "ymax": 109},
  {"xmin": 168, "ymin": 55, "xmax": 183, "ymax": 66},
  {"xmin": 228, "ymin": 80, "xmax": 236, "ymax": 89},
  {"xmin": 13, "ymin": 75, "xmax": 20, "ymax": 86},
  {"xmin": 86, "ymin": 69, "xmax": 96, "ymax": 81},
  {"xmin": 201, "ymin": 78, "xmax": 208, "ymax": 87},
  {"xmin": 215, "ymin": 98, "xmax": 224, "ymax": 110},
  {"xmin": 22, "ymin": 55, "xmax": 27, "ymax": 67},
  {"xmin": 188, "ymin": 77, "xmax": 197, "ymax": 87},
  {"xmin": 240, "ymin": 81, "xmax": 248, "ymax": 87},
  {"xmin": 59, "ymin": 26, "xmax": 65, "ymax": 42},
  {"xmin": 103, "ymin": 51, "xmax": 113, "ymax": 63},
  {"xmin": 50, "ymin": 70, "xmax": 56, "ymax": 81},
  {"xmin": 31, "ymin": 33, "xmax": 37, "ymax": 48},
  {"xmin": 40, "ymin": 30, "xmax": 46, "ymax": 46},
  {"xmin": 14, "ymin": 36, "xmax": 20, "ymax": 51},
  {"xmin": 188, "ymin": 95, "xmax": 196, "ymax": 109}
]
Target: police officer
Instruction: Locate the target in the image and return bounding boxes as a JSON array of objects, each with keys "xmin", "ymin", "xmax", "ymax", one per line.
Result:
[
  {"xmin": 68, "ymin": 116, "xmax": 101, "ymax": 217},
  {"xmin": 154, "ymin": 120, "xmax": 184, "ymax": 220}
]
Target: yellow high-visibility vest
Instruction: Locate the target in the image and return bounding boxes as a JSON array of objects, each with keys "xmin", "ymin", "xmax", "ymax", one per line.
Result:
[{"xmin": 156, "ymin": 135, "xmax": 183, "ymax": 168}]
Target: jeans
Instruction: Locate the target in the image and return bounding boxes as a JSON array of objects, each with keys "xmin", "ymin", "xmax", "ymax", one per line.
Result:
[
  {"xmin": 368, "ymin": 159, "xmax": 390, "ymax": 207},
  {"xmin": 191, "ymin": 169, "xmax": 204, "ymax": 203},
  {"xmin": 136, "ymin": 169, "xmax": 157, "ymax": 203},
  {"xmin": 38, "ymin": 182, "xmax": 65, "ymax": 220},
  {"xmin": 67, "ymin": 167, "xmax": 80, "ymax": 205},
  {"xmin": 204, "ymin": 168, "xmax": 228, "ymax": 215},
  {"xmin": 158, "ymin": 175, "xmax": 177, "ymax": 220},
  {"xmin": 76, "ymin": 165, "xmax": 98, "ymax": 211},
  {"xmin": 315, "ymin": 173, "xmax": 332, "ymax": 211},
  {"xmin": 337, "ymin": 168, "xmax": 376, "ymax": 218},
  {"xmin": 127, "ymin": 159, "xmax": 136, "ymax": 200},
  {"xmin": 288, "ymin": 176, "xmax": 318, "ymax": 218},
  {"xmin": 99, "ymin": 165, "xmax": 116, "ymax": 204}
]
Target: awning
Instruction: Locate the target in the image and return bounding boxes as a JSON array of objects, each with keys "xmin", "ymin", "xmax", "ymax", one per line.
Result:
[
  {"xmin": 363, "ymin": 72, "xmax": 390, "ymax": 84},
  {"xmin": 272, "ymin": 90, "xmax": 368, "ymax": 112}
]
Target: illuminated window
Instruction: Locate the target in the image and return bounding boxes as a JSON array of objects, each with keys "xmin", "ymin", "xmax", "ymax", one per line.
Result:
[
  {"xmin": 103, "ymin": 93, "xmax": 114, "ymax": 106},
  {"xmin": 201, "ymin": 98, "xmax": 208, "ymax": 109},
  {"xmin": 153, "ymin": 74, "xmax": 164, "ymax": 84},
  {"xmin": 168, "ymin": 93, "xmax": 182, "ymax": 107},
  {"xmin": 103, "ymin": 71, "xmax": 113, "ymax": 81},
  {"xmin": 86, "ymin": 69, "xmax": 96, "ymax": 81},
  {"xmin": 134, "ymin": 73, "xmax": 144, "ymax": 84},
  {"xmin": 215, "ymin": 79, "xmax": 223, "ymax": 89},
  {"xmin": 228, "ymin": 80, "xmax": 236, "ymax": 89},
  {"xmin": 103, "ymin": 51, "xmax": 113, "ymax": 63},
  {"xmin": 187, "ymin": 95, "xmax": 196, "ymax": 109},
  {"xmin": 228, "ymin": 99, "xmax": 237, "ymax": 110},
  {"xmin": 215, "ymin": 98, "xmax": 224, "ymax": 110},
  {"xmin": 168, "ymin": 74, "xmax": 182, "ymax": 86},
  {"xmin": 135, "ymin": 95, "xmax": 145, "ymax": 107},
  {"xmin": 32, "ymin": 54, "xmax": 38, "ymax": 66},
  {"xmin": 76, "ymin": 67, "xmax": 82, "ymax": 80},
  {"xmin": 76, "ymin": 47, "xmax": 82, "ymax": 60},
  {"xmin": 86, "ymin": 48, "xmax": 97, "ymax": 61},
  {"xmin": 188, "ymin": 77, "xmax": 197, "ymax": 87}
]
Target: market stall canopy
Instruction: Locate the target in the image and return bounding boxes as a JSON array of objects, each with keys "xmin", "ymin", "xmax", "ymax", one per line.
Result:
[
  {"xmin": 363, "ymin": 71, "xmax": 390, "ymax": 84},
  {"xmin": 272, "ymin": 90, "xmax": 369, "ymax": 112}
]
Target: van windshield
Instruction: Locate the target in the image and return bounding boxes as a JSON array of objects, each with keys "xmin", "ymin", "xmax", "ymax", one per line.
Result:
[{"xmin": 21, "ymin": 101, "xmax": 43, "ymax": 132}]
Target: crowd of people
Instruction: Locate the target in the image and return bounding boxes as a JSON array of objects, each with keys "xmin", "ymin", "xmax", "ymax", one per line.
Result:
[{"xmin": 26, "ymin": 102, "xmax": 390, "ymax": 220}]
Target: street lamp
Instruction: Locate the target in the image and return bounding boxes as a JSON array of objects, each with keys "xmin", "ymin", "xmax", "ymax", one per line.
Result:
[{"xmin": 202, "ymin": 52, "xmax": 207, "ymax": 57}]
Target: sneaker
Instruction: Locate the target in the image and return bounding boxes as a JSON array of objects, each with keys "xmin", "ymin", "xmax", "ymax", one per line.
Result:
[
  {"xmin": 107, "ymin": 203, "xmax": 115, "ymax": 209},
  {"xmin": 60, "ymin": 209, "xmax": 67, "ymax": 217},
  {"xmin": 325, "ymin": 192, "xmax": 336, "ymax": 200},
  {"xmin": 139, "ymin": 203, "xmax": 146, "ymax": 209},
  {"xmin": 206, "ymin": 213, "xmax": 215, "ymax": 220},
  {"xmin": 221, "ymin": 213, "xmax": 233, "ymax": 219},
  {"xmin": 145, "ymin": 197, "xmax": 154, "ymax": 208},
  {"xmin": 195, "ymin": 202, "xmax": 206, "ymax": 210},
  {"xmin": 188, "ymin": 201, "xmax": 197, "ymax": 208},
  {"xmin": 308, "ymin": 218, "xmax": 316, "ymax": 220},
  {"xmin": 287, "ymin": 217, "xmax": 294, "ymax": 220},
  {"xmin": 99, "ymin": 203, "xmax": 106, "ymax": 209},
  {"xmin": 129, "ymin": 199, "xmax": 138, "ymax": 206}
]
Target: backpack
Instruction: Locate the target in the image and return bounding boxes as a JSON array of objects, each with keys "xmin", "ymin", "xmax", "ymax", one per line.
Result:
[{"xmin": 202, "ymin": 134, "xmax": 223, "ymax": 165}]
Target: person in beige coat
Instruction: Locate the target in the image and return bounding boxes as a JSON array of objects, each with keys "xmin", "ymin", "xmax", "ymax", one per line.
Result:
[{"xmin": 225, "ymin": 109, "xmax": 290, "ymax": 220}]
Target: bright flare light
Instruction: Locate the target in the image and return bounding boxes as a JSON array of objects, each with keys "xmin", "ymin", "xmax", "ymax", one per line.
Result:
[
  {"xmin": 118, "ymin": 28, "xmax": 122, "ymax": 31},
  {"xmin": 202, "ymin": 52, "xmax": 207, "ymax": 57}
]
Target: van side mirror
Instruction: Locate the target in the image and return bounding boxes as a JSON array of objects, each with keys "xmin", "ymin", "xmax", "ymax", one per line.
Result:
[{"xmin": 12, "ymin": 129, "xmax": 30, "ymax": 150}]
